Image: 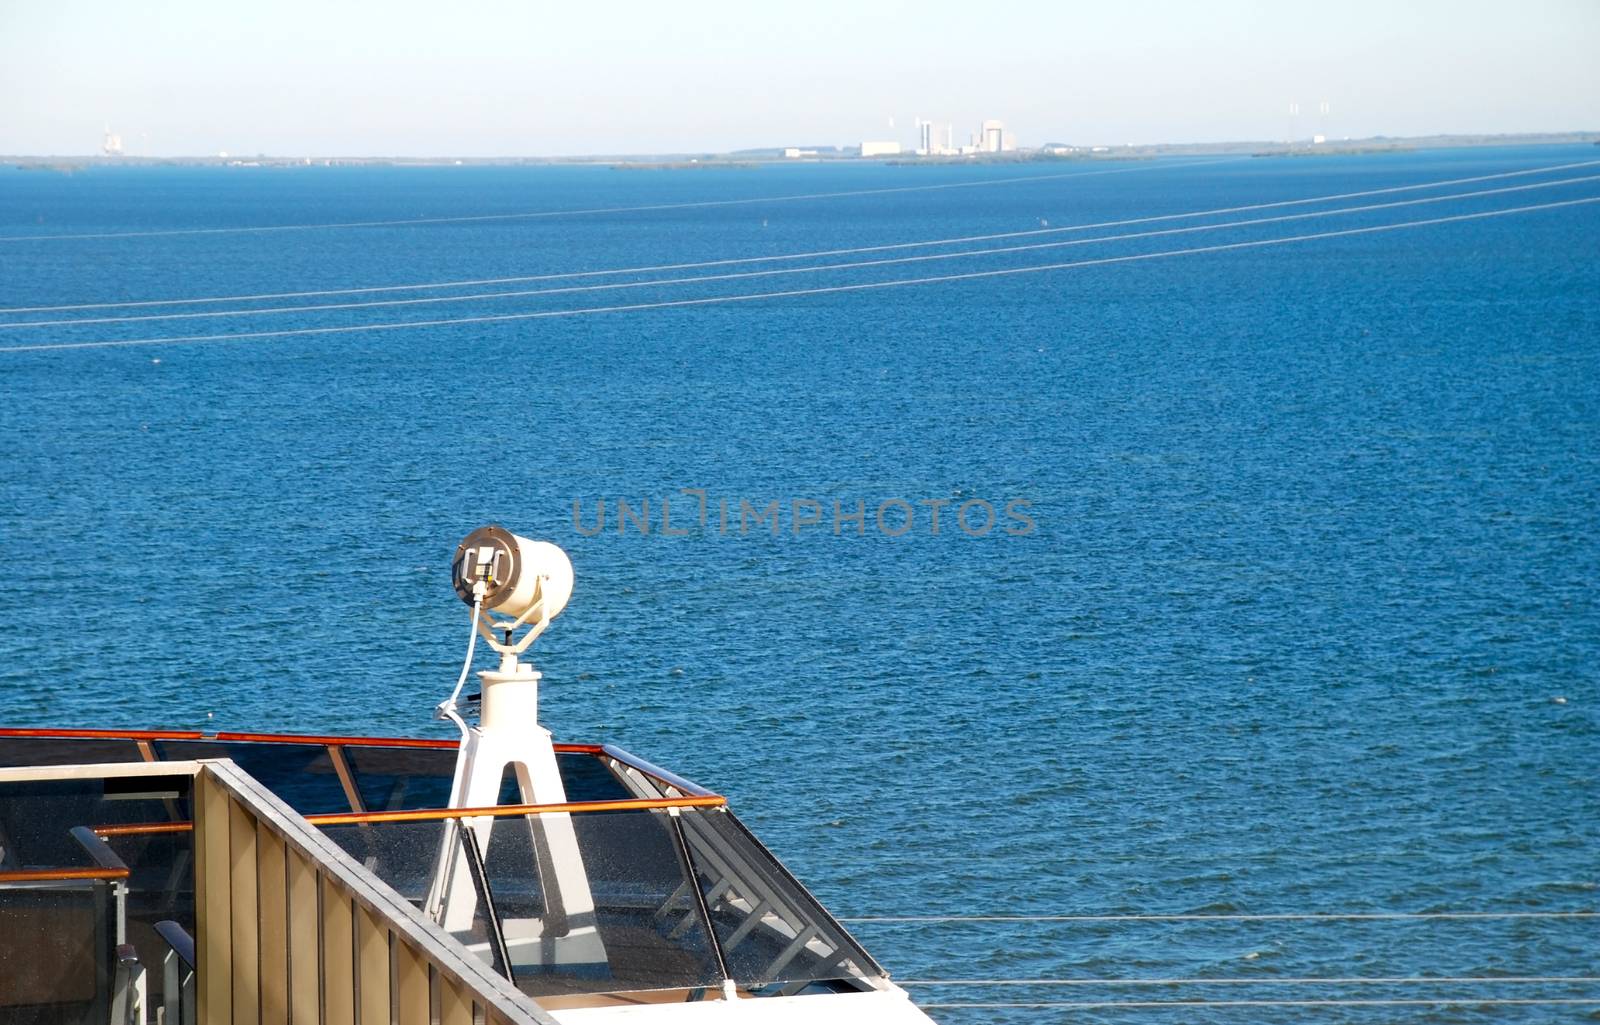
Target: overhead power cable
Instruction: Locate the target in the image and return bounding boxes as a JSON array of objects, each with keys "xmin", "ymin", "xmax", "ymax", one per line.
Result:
[
  {"xmin": 916, "ymin": 998, "xmax": 1600, "ymax": 1009},
  {"xmin": 897, "ymin": 975, "xmax": 1600, "ymax": 986},
  {"xmin": 6, "ymin": 172, "xmax": 1595, "ymax": 330},
  {"xmin": 3, "ymin": 195, "xmax": 1594, "ymax": 355},
  {"xmin": 0, "ymin": 158, "xmax": 1238, "ymax": 244},
  {"xmin": 4, "ymin": 157, "xmax": 1594, "ymax": 314},
  {"xmin": 844, "ymin": 908, "xmax": 1600, "ymax": 923}
]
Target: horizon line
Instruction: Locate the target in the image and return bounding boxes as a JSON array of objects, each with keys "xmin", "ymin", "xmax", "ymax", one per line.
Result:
[{"xmin": 4, "ymin": 129, "xmax": 1598, "ymax": 165}]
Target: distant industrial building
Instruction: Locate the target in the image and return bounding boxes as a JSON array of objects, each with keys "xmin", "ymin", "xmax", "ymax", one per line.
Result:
[
  {"xmin": 102, "ymin": 127, "xmax": 123, "ymax": 156},
  {"xmin": 981, "ymin": 120, "xmax": 1005, "ymax": 153},
  {"xmin": 915, "ymin": 119, "xmax": 957, "ymax": 156},
  {"xmin": 859, "ymin": 117, "xmax": 1016, "ymax": 159}
]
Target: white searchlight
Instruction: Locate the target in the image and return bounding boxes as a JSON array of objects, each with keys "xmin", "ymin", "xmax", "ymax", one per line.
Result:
[
  {"xmin": 439, "ymin": 524, "xmax": 575, "ymax": 732},
  {"xmin": 428, "ymin": 526, "xmax": 603, "ymax": 972},
  {"xmin": 452, "ymin": 524, "xmax": 574, "ymax": 626}
]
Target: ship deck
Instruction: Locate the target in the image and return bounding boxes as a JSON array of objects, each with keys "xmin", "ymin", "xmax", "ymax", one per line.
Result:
[{"xmin": 0, "ymin": 728, "xmax": 920, "ymax": 1024}]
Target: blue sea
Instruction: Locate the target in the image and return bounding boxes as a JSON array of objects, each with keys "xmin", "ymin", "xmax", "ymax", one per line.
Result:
[{"xmin": 1, "ymin": 147, "xmax": 1597, "ymax": 1023}]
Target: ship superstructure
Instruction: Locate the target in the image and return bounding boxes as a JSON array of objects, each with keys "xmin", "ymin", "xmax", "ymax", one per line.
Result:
[{"xmin": 0, "ymin": 528, "xmax": 934, "ymax": 1024}]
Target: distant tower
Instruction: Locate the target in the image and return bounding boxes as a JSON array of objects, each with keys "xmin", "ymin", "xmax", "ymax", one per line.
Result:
[
  {"xmin": 917, "ymin": 119, "xmax": 934, "ymax": 155},
  {"xmin": 102, "ymin": 125, "xmax": 124, "ymax": 157},
  {"xmin": 982, "ymin": 120, "xmax": 1004, "ymax": 153}
]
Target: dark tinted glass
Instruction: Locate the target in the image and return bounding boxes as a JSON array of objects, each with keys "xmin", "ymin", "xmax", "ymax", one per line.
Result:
[
  {"xmin": 335, "ymin": 745, "xmax": 630, "ymax": 811},
  {"xmin": 102, "ymin": 829, "xmax": 196, "ymax": 936},
  {"xmin": 0, "ymin": 775, "xmax": 193, "ymax": 1016},
  {"xmin": 0, "ymin": 777, "xmax": 187, "ymax": 868},
  {"xmin": 0, "ymin": 880, "xmax": 113, "ymax": 1024},
  {"xmin": 554, "ymin": 753, "xmax": 635, "ymax": 802},
  {"xmin": 478, "ymin": 809, "xmax": 723, "ymax": 997},
  {"xmin": 321, "ymin": 820, "xmax": 451, "ymax": 907},
  {"xmin": 321, "ymin": 819, "xmax": 523, "ymax": 978},
  {"xmin": 0, "ymin": 737, "xmax": 143, "ymax": 768},
  {"xmin": 681, "ymin": 809, "xmax": 877, "ymax": 990},
  {"xmin": 340, "ymin": 745, "xmax": 457, "ymax": 811},
  {"xmin": 154, "ymin": 741, "xmax": 351, "ymax": 814}
]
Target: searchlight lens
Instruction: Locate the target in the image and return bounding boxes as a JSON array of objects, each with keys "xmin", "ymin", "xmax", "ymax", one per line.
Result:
[{"xmin": 452, "ymin": 525, "xmax": 573, "ymax": 620}]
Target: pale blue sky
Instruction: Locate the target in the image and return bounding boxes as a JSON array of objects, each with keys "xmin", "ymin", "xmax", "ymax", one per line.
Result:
[{"xmin": 2, "ymin": 0, "xmax": 1596, "ymax": 156}]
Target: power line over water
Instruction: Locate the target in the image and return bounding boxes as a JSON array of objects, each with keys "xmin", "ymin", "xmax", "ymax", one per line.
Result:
[
  {"xmin": 3, "ymin": 194, "xmax": 1596, "ymax": 354},
  {"xmin": 0, "ymin": 158, "xmax": 1241, "ymax": 243},
  {"xmin": 3, "ymin": 157, "xmax": 1596, "ymax": 313},
  {"xmin": 844, "ymin": 910, "xmax": 1600, "ymax": 922},
  {"xmin": 5, "ymin": 172, "xmax": 1596, "ymax": 330},
  {"xmin": 916, "ymin": 998, "xmax": 1600, "ymax": 1010}
]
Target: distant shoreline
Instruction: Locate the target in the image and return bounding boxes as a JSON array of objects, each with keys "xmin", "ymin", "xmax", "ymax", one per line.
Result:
[{"xmin": 5, "ymin": 130, "xmax": 1597, "ymax": 171}]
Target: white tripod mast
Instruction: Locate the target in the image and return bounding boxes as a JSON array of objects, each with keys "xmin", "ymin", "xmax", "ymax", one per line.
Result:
[{"xmin": 426, "ymin": 526, "xmax": 604, "ymax": 970}]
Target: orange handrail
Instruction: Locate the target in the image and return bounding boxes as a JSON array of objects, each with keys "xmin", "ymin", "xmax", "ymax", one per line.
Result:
[
  {"xmin": 0, "ymin": 727, "xmax": 205, "ymax": 741},
  {"xmin": 0, "ymin": 866, "xmax": 130, "ymax": 883},
  {"xmin": 215, "ymin": 730, "xmax": 462, "ymax": 749},
  {"xmin": 309, "ymin": 794, "xmax": 727, "ymax": 826},
  {"xmin": 95, "ymin": 822, "xmax": 195, "ymax": 838},
  {"xmin": 95, "ymin": 793, "xmax": 727, "ymax": 838}
]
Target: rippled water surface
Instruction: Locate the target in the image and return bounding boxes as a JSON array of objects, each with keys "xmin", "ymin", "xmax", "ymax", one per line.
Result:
[{"xmin": 2, "ymin": 147, "xmax": 1597, "ymax": 1022}]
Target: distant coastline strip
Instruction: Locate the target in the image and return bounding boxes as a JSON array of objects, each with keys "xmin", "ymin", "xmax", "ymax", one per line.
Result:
[
  {"xmin": 5, "ymin": 158, "xmax": 1596, "ymax": 312},
  {"xmin": 0, "ymin": 158, "xmax": 1240, "ymax": 244},
  {"xmin": 4, "ymin": 195, "xmax": 1597, "ymax": 355},
  {"xmin": 5, "ymin": 173, "xmax": 1595, "ymax": 330}
]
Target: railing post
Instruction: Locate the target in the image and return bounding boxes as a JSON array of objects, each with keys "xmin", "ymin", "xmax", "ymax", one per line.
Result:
[
  {"xmin": 164, "ymin": 948, "xmax": 182, "ymax": 1025},
  {"xmin": 229, "ymin": 800, "xmax": 261, "ymax": 1025},
  {"xmin": 90, "ymin": 878, "xmax": 112, "ymax": 1025},
  {"xmin": 112, "ymin": 943, "xmax": 146, "ymax": 1025},
  {"xmin": 394, "ymin": 941, "xmax": 430, "ymax": 1025},
  {"xmin": 669, "ymin": 810, "xmax": 731, "ymax": 996},
  {"xmin": 154, "ymin": 921, "xmax": 197, "ymax": 1025},
  {"xmin": 355, "ymin": 903, "xmax": 391, "ymax": 1024},
  {"xmin": 322, "ymin": 874, "xmax": 356, "ymax": 1023},
  {"xmin": 195, "ymin": 769, "xmax": 233, "ymax": 1024},
  {"xmin": 285, "ymin": 851, "xmax": 320, "ymax": 1025},
  {"xmin": 257, "ymin": 829, "xmax": 289, "ymax": 1025}
]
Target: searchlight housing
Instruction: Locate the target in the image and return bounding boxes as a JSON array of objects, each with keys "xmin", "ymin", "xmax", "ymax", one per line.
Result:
[
  {"xmin": 430, "ymin": 527, "xmax": 600, "ymax": 961},
  {"xmin": 453, "ymin": 523, "xmax": 573, "ymax": 624}
]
